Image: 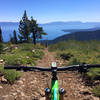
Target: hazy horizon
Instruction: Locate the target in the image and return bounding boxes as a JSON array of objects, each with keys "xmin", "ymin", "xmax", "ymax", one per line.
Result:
[{"xmin": 1, "ymin": 21, "xmax": 100, "ymax": 24}]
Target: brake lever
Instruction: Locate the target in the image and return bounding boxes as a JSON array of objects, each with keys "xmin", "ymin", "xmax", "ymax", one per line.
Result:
[{"xmin": 78, "ymin": 63, "xmax": 89, "ymax": 73}]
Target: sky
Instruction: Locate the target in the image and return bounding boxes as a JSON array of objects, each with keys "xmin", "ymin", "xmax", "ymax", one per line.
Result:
[{"xmin": 0, "ymin": 0, "xmax": 100, "ymax": 23}]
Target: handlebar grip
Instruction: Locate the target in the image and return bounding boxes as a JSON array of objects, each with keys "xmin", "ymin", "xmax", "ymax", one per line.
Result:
[
  {"xmin": 87, "ymin": 64, "xmax": 100, "ymax": 68},
  {"xmin": 4, "ymin": 66, "xmax": 18, "ymax": 69}
]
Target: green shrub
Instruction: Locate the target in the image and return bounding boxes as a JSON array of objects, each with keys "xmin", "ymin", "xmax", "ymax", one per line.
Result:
[
  {"xmin": 0, "ymin": 54, "xmax": 21, "ymax": 65},
  {"xmin": 33, "ymin": 50, "xmax": 44, "ymax": 59},
  {"xmin": 0, "ymin": 43, "xmax": 3, "ymax": 54},
  {"xmin": 68, "ymin": 58, "xmax": 81, "ymax": 65},
  {"xmin": 0, "ymin": 65, "xmax": 22, "ymax": 84},
  {"xmin": 92, "ymin": 85, "xmax": 100, "ymax": 97},
  {"xmin": 0, "ymin": 43, "xmax": 45, "ymax": 84},
  {"xmin": 4, "ymin": 69, "xmax": 22, "ymax": 84},
  {"xmin": 19, "ymin": 43, "xmax": 44, "ymax": 51},
  {"xmin": 0, "ymin": 43, "xmax": 44, "ymax": 66},
  {"xmin": 87, "ymin": 68, "xmax": 100, "ymax": 81},
  {"xmin": 57, "ymin": 51, "xmax": 73, "ymax": 60}
]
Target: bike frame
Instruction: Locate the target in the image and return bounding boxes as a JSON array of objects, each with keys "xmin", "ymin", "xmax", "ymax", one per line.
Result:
[
  {"xmin": 51, "ymin": 62, "xmax": 59, "ymax": 100},
  {"xmin": 51, "ymin": 79, "xmax": 59, "ymax": 100}
]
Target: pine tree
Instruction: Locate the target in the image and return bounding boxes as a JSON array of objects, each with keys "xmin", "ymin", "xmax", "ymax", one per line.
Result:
[
  {"xmin": 0, "ymin": 27, "xmax": 3, "ymax": 42},
  {"xmin": 30, "ymin": 16, "xmax": 47, "ymax": 45},
  {"xmin": 13, "ymin": 30, "xmax": 18, "ymax": 44},
  {"xmin": 0, "ymin": 27, "xmax": 3, "ymax": 54},
  {"xmin": 9, "ymin": 34, "xmax": 14, "ymax": 44},
  {"xmin": 18, "ymin": 10, "xmax": 30, "ymax": 42}
]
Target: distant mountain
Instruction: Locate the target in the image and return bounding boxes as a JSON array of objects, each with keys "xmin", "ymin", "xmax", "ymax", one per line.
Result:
[
  {"xmin": 50, "ymin": 30, "xmax": 100, "ymax": 44},
  {"xmin": 41, "ymin": 21, "xmax": 100, "ymax": 29},
  {"xmin": 62, "ymin": 27, "xmax": 100, "ymax": 33},
  {"xmin": 42, "ymin": 21, "xmax": 100, "ymax": 26},
  {"xmin": 41, "ymin": 21, "xmax": 83, "ymax": 25}
]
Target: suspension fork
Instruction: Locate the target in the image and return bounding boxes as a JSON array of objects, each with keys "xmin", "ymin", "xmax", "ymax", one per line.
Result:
[{"xmin": 45, "ymin": 80, "xmax": 65, "ymax": 100}]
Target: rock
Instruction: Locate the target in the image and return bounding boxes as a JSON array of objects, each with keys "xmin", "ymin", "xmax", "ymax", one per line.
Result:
[
  {"xmin": 26, "ymin": 56, "xmax": 29, "ymax": 59},
  {"xmin": 2, "ymin": 95, "xmax": 14, "ymax": 99},
  {"xmin": 1, "ymin": 76, "xmax": 7, "ymax": 83},
  {"xmin": 3, "ymin": 47, "xmax": 9, "ymax": 51},
  {"xmin": 20, "ymin": 92, "xmax": 25, "ymax": 97},
  {"xmin": 16, "ymin": 89, "xmax": 21, "ymax": 93},
  {"xmin": 2, "ymin": 95, "xmax": 9, "ymax": 98},
  {"xmin": 0, "ymin": 59, "xmax": 4, "ymax": 64},
  {"xmin": 30, "ymin": 81, "xmax": 35, "ymax": 84},
  {"xmin": 83, "ymin": 95, "xmax": 99, "ymax": 100},
  {"xmin": 17, "ymin": 80, "xmax": 23, "ymax": 85},
  {"xmin": 21, "ymin": 85, "xmax": 25, "ymax": 87},
  {"xmin": 39, "ymin": 90, "xmax": 45, "ymax": 97},
  {"xmin": 80, "ymin": 91, "xmax": 91, "ymax": 95},
  {"xmin": 40, "ymin": 97, "xmax": 46, "ymax": 100},
  {"xmin": 91, "ymin": 96, "xmax": 100, "ymax": 100},
  {"xmin": 80, "ymin": 88, "xmax": 92, "ymax": 95},
  {"xmin": 0, "ymin": 85, "xmax": 3, "ymax": 89},
  {"xmin": 81, "ymin": 85, "xmax": 85, "ymax": 89},
  {"xmin": 93, "ymin": 80, "xmax": 100, "ymax": 86},
  {"xmin": 32, "ymin": 97, "xmax": 39, "ymax": 100},
  {"xmin": 0, "ymin": 59, "xmax": 3, "ymax": 63},
  {"xmin": 32, "ymin": 49, "xmax": 35, "ymax": 53},
  {"xmin": 41, "ymin": 72, "xmax": 45, "ymax": 75},
  {"xmin": 15, "ymin": 47, "xmax": 18, "ymax": 49},
  {"xmin": 30, "ymin": 80, "xmax": 37, "ymax": 84},
  {"xmin": 21, "ymin": 78, "xmax": 25, "ymax": 82},
  {"xmin": 12, "ymin": 92, "xmax": 17, "ymax": 96}
]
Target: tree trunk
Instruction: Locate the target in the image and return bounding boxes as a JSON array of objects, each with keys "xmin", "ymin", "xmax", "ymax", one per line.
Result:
[
  {"xmin": 33, "ymin": 33, "xmax": 36, "ymax": 45},
  {"xmin": 26, "ymin": 36, "xmax": 29, "ymax": 43},
  {"xmin": 0, "ymin": 28, "xmax": 2, "ymax": 43}
]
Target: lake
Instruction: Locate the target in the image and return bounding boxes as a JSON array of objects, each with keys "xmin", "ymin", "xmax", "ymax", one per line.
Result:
[{"xmin": 0, "ymin": 23, "xmax": 67, "ymax": 42}]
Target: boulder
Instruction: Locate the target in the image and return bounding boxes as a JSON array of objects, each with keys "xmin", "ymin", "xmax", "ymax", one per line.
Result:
[
  {"xmin": 0, "ymin": 85, "xmax": 3, "ymax": 89},
  {"xmin": 17, "ymin": 80, "xmax": 23, "ymax": 85},
  {"xmin": 1, "ymin": 76, "xmax": 7, "ymax": 83},
  {"xmin": 40, "ymin": 97, "xmax": 46, "ymax": 100},
  {"xmin": 0, "ymin": 59, "xmax": 4, "ymax": 64}
]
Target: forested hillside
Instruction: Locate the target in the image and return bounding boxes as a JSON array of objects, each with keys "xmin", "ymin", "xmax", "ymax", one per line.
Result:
[{"xmin": 49, "ymin": 30, "xmax": 100, "ymax": 44}]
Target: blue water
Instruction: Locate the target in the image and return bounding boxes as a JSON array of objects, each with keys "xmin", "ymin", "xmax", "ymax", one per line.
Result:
[{"xmin": 1, "ymin": 23, "xmax": 67, "ymax": 42}]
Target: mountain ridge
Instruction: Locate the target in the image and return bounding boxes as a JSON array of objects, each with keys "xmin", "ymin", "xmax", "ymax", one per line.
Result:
[{"xmin": 49, "ymin": 30, "xmax": 100, "ymax": 44}]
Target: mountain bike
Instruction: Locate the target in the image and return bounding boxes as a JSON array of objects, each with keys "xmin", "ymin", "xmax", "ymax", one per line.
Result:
[{"xmin": 4, "ymin": 62, "xmax": 100, "ymax": 100}]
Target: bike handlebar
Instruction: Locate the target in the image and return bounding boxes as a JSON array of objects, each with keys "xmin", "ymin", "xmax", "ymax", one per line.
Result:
[{"xmin": 4, "ymin": 64, "xmax": 100, "ymax": 72}]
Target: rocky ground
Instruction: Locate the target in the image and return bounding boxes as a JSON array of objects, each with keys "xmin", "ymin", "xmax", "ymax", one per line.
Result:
[{"xmin": 0, "ymin": 49, "xmax": 100, "ymax": 100}]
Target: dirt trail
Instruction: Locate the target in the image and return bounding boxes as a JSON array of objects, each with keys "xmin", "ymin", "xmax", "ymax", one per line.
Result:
[
  {"xmin": 0, "ymin": 49, "xmax": 100, "ymax": 100},
  {"xmin": 37, "ymin": 48, "xmax": 56, "ymax": 67}
]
